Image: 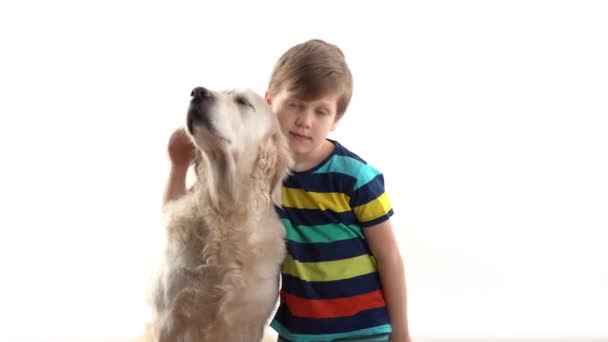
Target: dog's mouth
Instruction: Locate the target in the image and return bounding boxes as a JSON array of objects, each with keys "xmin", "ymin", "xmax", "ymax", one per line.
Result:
[
  {"xmin": 187, "ymin": 87, "xmax": 214, "ymax": 134},
  {"xmin": 187, "ymin": 104, "xmax": 231, "ymax": 144},
  {"xmin": 186, "ymin": 104, "xmax": 211, "ymax": 133}
]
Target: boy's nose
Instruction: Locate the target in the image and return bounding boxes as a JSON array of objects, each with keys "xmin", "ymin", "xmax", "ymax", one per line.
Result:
[{"xmin": 295, "ymin": 112, "xmax": 312, "ymax": 128}]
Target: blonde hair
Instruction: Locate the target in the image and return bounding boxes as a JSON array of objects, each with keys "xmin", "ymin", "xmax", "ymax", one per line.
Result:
[{"xmin": 268, "ymin": 39, "xmax": 353, "ymax": 118}]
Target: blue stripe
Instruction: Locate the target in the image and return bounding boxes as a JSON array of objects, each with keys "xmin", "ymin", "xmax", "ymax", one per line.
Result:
[
  {"xmin": 313, "ymin": 155, "xmax": 363, "ymax": 178},
  {"xmin": 353, "ymin": 165, "xmax": 382, "ymax": 190},
  {"xmin": 312, "ymin": 155, "xmax": 381, "ymax": 190},
  {"xmin": 360, "ymin": 209, "xmax": 394, "ymax": 228},
  {"xmin": 350, "ymin": 174, "xmax": 386, "ymax": 207},
  {"xmin": 287, "ymin": 238, "xmax": 370, "ymax": 262},
  {"xmin": 281, "ymin": 207, "xmax": 358, "ymax": 226},
  {"xmin": 272, "ymin": 306, "xmax": 391, "ymax": 335},
  {"xmin": 281, "ymin": 272, "xmax": 384, "ymax": 300},
  {"xmin": 284, "ymin": 172, "xmax": 356, "ymax": 194},
  {"xmin": 331, "ymin": 140, "xmax": 365, "ymax": 162},
  {"xmin": 277, "ymin": 329, "xmax": 390, "ymax": 342},
  {"xmin": 276, "ymin": 205, "xmax": 287, "ymax": 218}
]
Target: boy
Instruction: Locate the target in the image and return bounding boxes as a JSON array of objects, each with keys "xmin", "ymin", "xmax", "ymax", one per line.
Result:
[{"xmin": 163, "ymin": 39, "xmax": 411, "ymax": 342}]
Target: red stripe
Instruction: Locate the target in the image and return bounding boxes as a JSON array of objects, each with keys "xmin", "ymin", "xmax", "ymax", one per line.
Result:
[{"xmin": 282, "ymin": 290, "xmax": 386, "ymax": 319}]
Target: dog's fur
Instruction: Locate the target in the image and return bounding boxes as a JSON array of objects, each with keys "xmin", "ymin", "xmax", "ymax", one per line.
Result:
[{"xmin": 149, "ymin": 87, "xmax": 291, "ymax": 342}]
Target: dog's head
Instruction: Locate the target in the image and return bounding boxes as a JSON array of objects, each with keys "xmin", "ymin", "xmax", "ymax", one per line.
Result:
[{"xmin": 186, "ymin": 87, "xmax": 291, "ymax": 208}]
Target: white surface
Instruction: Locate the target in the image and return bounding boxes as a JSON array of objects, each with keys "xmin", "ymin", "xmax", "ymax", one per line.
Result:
[{"xmin": 0, "ymin": 0, "xmax": 606, "ymax": 341}]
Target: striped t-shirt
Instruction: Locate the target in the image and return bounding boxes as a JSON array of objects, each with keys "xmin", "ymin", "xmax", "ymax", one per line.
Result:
[{"xmin": 270, "ymin": 140, "xmax": 394, "ymax": 342}]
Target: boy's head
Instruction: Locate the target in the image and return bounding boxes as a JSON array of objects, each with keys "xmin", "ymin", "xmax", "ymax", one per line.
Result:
[{"xmin": 267, "ymin": 39, "xmax": 353, "ymax": 119}]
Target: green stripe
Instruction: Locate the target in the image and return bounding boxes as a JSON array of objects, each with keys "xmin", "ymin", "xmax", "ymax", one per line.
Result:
[
  {"xmin": 271, "ymin": 321, "xmax": 392, "ymax": 342},
  {"xmin": 283, "ymin": 219, "xmax": 364, "ymax": 243},
  {"xmin": 314, "ymin": 155, "xmax": 381, "ymax": 190},
  {"xmin": 278, "ymin": 335, "xmax": 389, "ymax": 342}
]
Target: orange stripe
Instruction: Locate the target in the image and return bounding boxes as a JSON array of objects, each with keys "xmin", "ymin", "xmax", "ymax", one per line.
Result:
[{"xmin": 282, "ymin": 290, "xmax": 386, "ymax": 319}]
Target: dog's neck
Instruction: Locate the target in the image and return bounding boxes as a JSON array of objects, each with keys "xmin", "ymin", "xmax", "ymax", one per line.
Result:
[{"xmin": 193, "ymin": 151, "xmax": 272, "ymax": 218}]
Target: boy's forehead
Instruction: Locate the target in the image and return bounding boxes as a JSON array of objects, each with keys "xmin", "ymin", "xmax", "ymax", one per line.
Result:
[
  {"xmin": 284, "ymin": 80, "xmax": 343, "ymax": 100},
  {"xmin": 285, "ymin": 89, "xmax": 341, "ymax": 104}
]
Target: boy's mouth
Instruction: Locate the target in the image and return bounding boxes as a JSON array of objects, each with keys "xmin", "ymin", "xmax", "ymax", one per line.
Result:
[{"xmin": 290, "ymin": 132, "xmax": 311, "ymax": 140}]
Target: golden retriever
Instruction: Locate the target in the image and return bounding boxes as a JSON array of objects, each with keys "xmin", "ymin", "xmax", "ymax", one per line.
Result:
[{"xmin": 149, "ymin": 87, "xmax": 291, "ymax": 342}]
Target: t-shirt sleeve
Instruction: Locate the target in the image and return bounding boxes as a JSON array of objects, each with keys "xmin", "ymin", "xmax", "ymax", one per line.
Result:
[{"xmin": 349, "ymin": 164, "xmax": 394, "ymax": 228}]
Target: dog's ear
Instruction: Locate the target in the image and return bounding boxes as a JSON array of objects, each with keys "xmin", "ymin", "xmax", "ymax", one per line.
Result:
[
  {"xmin": 268, "ymin": 130, "xmax": 292, "ymax": 207},
  {"xmin": 255, "ymin": 126, "xmax": 292, "ymax": 207}
]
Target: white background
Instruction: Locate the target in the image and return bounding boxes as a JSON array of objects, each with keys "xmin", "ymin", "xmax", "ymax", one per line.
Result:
[{"xmin": 1, "ymin": 0, "xmax": 607, "ymax": 341}]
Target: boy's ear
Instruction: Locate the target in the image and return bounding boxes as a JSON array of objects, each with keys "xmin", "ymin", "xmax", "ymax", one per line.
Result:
[
  {"xmin": 264, "ymin": 91, "xmax": 272, "ymax": 105},
  {"xmin": 331, "ymin": 116, "xmax": 341, "ymax": 131}
]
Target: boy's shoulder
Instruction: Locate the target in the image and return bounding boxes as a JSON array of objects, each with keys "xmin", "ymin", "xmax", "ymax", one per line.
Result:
[
  {"xmin": 325, "ymin": 140, "xmax": 384, "ymax": 181},
  {"xmin": 331, "ymin": 139, "xmax": 364, "ymax": 162},
  {"xmin": 333, "ymin": 139, "xmax": 380, "ymax": 166}
]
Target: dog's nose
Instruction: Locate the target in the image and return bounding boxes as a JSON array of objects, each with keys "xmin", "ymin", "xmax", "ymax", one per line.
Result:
[
  {"xmin": 191, "ymin": 87, "xmax": 212, "ymax": 101},
  {"xmin": 187, "ymin": 87, "xmax": 213, "ymax": 133}
]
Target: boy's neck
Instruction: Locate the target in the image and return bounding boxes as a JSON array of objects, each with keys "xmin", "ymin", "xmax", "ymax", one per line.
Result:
[{"xmin": 292, "ymin": 139, "xmax": 335, "ymax": 172}]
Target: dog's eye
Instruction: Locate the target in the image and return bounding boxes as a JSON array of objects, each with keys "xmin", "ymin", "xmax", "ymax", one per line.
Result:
[{"xmin": 235, "ymin": 96, "xmax": 252, "ymax": 108}]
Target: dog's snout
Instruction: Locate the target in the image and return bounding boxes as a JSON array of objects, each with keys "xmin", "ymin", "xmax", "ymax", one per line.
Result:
[
  {"xmin": 187, "ymin": 87, "xmax": 214, "ymax": 134},
  {"xmin": 191, "ymin": 87, "xmax": 212, "ymax": 102}
]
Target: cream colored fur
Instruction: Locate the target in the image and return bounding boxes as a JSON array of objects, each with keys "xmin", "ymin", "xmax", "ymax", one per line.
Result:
[{"xmin": 147, "ymin": 87, "xmax": 291, "ymax": 342}]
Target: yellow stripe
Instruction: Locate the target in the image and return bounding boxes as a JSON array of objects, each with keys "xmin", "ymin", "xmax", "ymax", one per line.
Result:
[
  {"xmin": 283, "ymin": 187, "xmax": 351, "ymax": 213},
  {"xmin": 353, "ymin": 192, "xmax": 392, "ymax": 223},
  {"xmin": 283, "ymin": 255, "xmax": 378, "ymax": 282}
]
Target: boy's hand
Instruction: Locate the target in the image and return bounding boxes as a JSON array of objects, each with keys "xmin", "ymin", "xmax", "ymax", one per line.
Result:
[
  {"xmin": 168, "ymin": 127, "xmax": 195, "ymax": 169},
  {"xmin": 163, "ymin": 127, "xmax": 194, "ymax": 207}
]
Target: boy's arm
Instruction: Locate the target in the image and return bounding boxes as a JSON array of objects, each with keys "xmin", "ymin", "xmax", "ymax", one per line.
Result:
[
  {"xmin": 162, "ymin": 127, "xmax": 195, "ymax": 208},
  {"xmin": 162, "ymin": 165, "xmax": 189, "ymax": 207},
  {"xmin": 364, "ymin": 220, "xmax": 412, "ymax": 342}
]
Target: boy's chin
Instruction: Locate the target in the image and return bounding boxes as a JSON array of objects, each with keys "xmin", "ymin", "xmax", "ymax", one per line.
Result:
[{"xmin": 290, "ymin": 141, "xmax": 314, "ymax": 153}]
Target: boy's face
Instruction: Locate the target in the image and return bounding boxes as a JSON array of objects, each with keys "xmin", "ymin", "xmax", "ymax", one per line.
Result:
[{"xmin": 265, "ymin": 88, "xmax": 340, "ymax": 162}]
